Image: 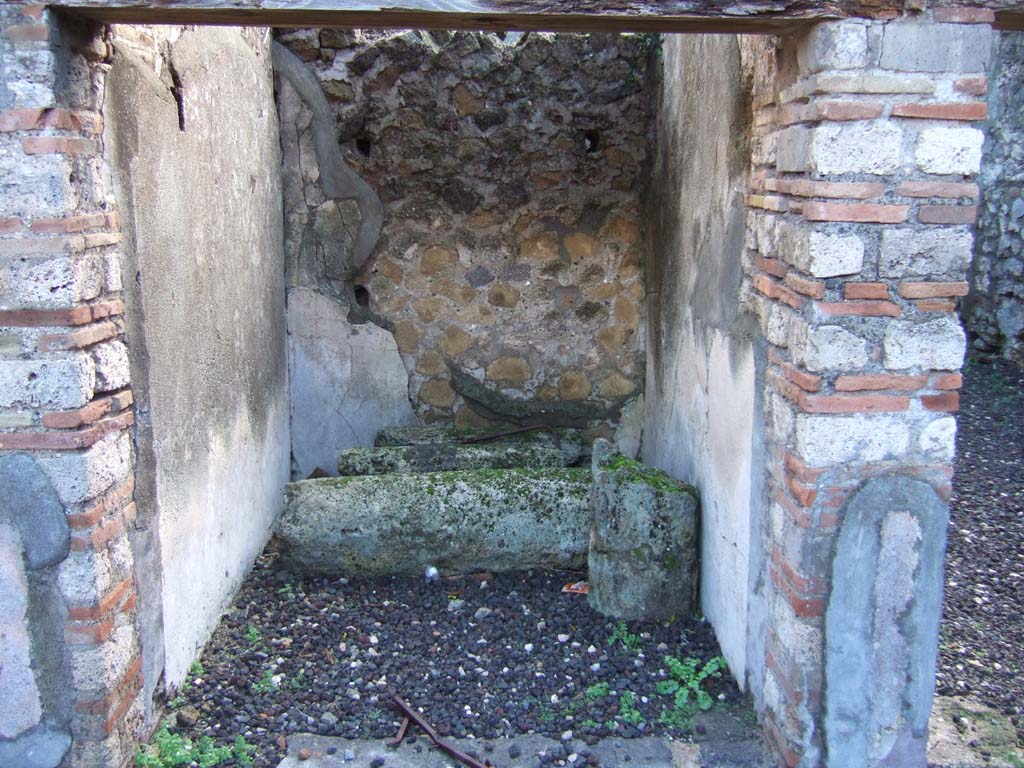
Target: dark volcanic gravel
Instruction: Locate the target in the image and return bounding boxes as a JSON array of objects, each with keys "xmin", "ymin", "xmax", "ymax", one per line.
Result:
[
  {"xmin": 937, "ymin": 359, "xmax": 1024, "ymax": 743},
  {"xmin": 169, "ymin": 555, "xmax": 741, "ymax": 767}
]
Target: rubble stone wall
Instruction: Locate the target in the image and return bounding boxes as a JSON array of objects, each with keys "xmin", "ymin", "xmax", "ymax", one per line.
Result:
[
  {"xmin": 276, "ymin": 29, "xmax": 652, "ymax": 436},
  {"xmin": 965, "ymin": 30, "xmax": 1024, "ymax": 360}
]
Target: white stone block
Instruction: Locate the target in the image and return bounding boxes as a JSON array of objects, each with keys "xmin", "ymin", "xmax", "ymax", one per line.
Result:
[
  {"xmin": 879, "ymin": 228, "xmax": 973, "ymax": 279},
  {"xmin": 0, "ymin": 354, "xmax": 95, "ymax": 410},
  {"xmin": 796, "ymin": 414, "xmax": 911, "ymax": 466},
  {"xmin": 1, "ymin": 253, "xmax": 104, "ymax": 310},
  {"xmin": 919, "ymin": 417, "xmax": 956, "ymax": 461},
  {"xmin": 798, "ymin": 22, "xmax": 869, "ymax": 74},
  {"xmin": 883, "ymin": 316, "xmax": 966, "ymax": 371},
  {"xmin": 807, "ymin": 231, "xmax": 864, "ymax": 277},
  {"xmin": 91, "ymin": 340, "xmax": 131, "ymax": 392},
  {"xmin": 39, "ymin": 432, "xmax": 132, "ymax": 505},
  {"xmin": 811, "ymin": 123, "xmax": 904, "ymax": 175},
  {"xmin": 801, "ymin": 325, "xmax": 870, "ymax": 372},
  {"xmin": 915, "ymin": 127, "xmax": 984, "ymax": 176},
  {"xmin": 777, "ymin": 126, "xmax": 811, "ymax": 173}
]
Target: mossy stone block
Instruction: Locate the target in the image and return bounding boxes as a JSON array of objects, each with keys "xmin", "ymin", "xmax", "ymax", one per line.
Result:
[{"xmin": 587, "ymin": 439, "xmax": 699, "ymax": 621}]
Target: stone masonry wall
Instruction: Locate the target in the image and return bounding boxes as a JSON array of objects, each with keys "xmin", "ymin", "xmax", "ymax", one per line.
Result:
[
  {"xmin": 745, "ymin": 9, "xmax": 992, "ymax": 766},
  {"xmin": 964, "ymin": 30, "xmax": 1024, "ymax": 360},
  {"xmin": 277, "ymin": 29, "xmax": 651, "ymax": 435},
  {"xmin": 0, "ymin": 5, "xmax": 144, "ymax": 767}
]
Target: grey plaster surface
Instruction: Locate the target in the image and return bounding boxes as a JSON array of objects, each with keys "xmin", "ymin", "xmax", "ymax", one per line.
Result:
[
  {"xmin": 641, "ymin": 34, "xmax": 763, "ymax": 687},
  {"xmin": 288, "ymin": 288, "xmax": 417, "ymax": 479},
  {"xmin": 825, "ymin": 477, "xmax": 949, "ymax": 768},
  {"xmin": 105, "ymin": 26, "xmax": 291, "ymax": 688}
]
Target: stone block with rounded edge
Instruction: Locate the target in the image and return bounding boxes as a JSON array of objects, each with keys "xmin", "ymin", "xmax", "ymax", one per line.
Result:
[
  {"xmin": 587, "ymin": 439, "xmax": 699, "ymax": 622},
  {"xmin": 279, "ymin": 467, "xmax": 591, "ymax": 575},
  {"xmin": 374, "ymin": 424, "xmax": 583, "ymax": 465},
  {"xmin": 337, "ymin": 442, "xmax": 565, "ymax": 475}
]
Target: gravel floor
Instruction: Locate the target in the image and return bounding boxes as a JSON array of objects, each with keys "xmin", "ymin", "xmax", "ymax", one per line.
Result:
[
  {"xmin": 936, "ymin": 359, "xmax": 1024, "ymax": 746},
  {"xmin": 169, "ymin": 558, "xmax": 744, "ymax": 767}
]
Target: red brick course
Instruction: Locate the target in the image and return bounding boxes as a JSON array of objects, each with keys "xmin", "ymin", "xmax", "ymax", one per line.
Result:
[{"xmin": 804, "ymin": 202, "xmax": 908, "ymax": 223}]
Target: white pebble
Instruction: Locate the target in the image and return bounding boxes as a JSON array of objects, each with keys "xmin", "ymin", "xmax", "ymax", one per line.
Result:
[
  {"xmin": 587, "ymin": 645, "xmax": 597, "ymax": 655},
  {"xmin": 557, "ymin": 634, "xmax": 570, "ymax": 643},
  {"xmin": 425, "ymin": 566, "xmax": 439, "ymax": 581},
  {"xmin": 561, "ymin": 730, "xmax": 573, "ymax": 742},
  {"xmin": 568, "ymin": 754, "xmax": 578, "ymax": 763},
  {"xmin": 551, "ymin": 694, "xmax": 559, "ymax": 704},
  {"xmin": 369, "ymin": 634, "xmax": 379, "ymax": 645},
  {"xmin": 525, "ymin": 643, "xmax": 534, "ymax": 652},
  {"xmin": 590, "ymin": 663, "xmax": 601, "ymax": 672}
]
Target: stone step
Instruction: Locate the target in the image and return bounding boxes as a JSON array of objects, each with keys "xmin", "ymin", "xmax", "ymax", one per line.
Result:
[
  {"xmin": 337, "ymin": 443, "xmax": 565, "ymax": 476},
  {"xmin": 278, "ymin": 467, "xmax": 591, "ymax": 576},
  {"xmin": 373, "ymin": 425, "xmax": 584, "ymax": 465}
]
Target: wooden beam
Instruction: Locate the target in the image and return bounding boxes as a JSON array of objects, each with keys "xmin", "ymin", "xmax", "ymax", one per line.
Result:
[{"xmin": 49, "ymin": 0, "xmax": 879, "ymax": 34}]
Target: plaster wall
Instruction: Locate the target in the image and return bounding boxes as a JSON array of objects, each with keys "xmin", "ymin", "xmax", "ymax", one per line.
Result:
[
  {"xmin": 641, "ymin": 34, "xmax": 765, "ymax": 687},
  {"xmin": 103, "ymin": 25, "xmax": 290, "ymax": 688}
]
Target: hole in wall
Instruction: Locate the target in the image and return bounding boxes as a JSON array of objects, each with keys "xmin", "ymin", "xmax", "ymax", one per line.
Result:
[
  {"xmin": 355, "ymin": 134, "xmax": 372, "ymax": 157},
  {"xmin": 354, "ymin": 285, "xmax": 370, "ymax": 307},
  {"xmin": 583, "ymin": 129, "xmax": 600, "ymax": 153}
]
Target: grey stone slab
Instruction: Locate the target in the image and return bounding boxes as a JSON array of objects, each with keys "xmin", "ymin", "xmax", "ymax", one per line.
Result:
[
  {"xmin": 374, "ymin": 425, "xmax": 583, "ymax": 466},
  {"xmin": 825, "ymin": 477, "xmax": 949, "ymax": 768},
  {"xmin": 277, "ymin": 734, "xmax": 681, "ymax": 768},
  {"xmin": 278, "ymin": 467, "xmax": 591, "ymax": 576},
  {"xmin": 0, "ymin": 454, "xmax": 68, "ymax": 570},
  {"xmin": 337, "ymin": 444, "xmax": 565, "ymax": 476},
  {"xmin": 587, "ymin": 440, "xmax": 699, "ymax": 621},
  {"xmin": 879, "ymin": 21, "xmax": 991, "ymax": 73},
  {"xmin": 0, "ymin": 726, "xmax": 71, "ymax": 768}
]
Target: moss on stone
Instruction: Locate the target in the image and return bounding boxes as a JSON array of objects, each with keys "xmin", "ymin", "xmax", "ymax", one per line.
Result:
[{"xmin": 599, "ymin": 453, "xmax": 697, "ymax": 496}]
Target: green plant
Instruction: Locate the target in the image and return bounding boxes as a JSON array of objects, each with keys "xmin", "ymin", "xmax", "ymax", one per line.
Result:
[
  {"xmin": 584, "ymin": 681, "xmax": 611, "ymax": 701},
  {"xmin": 618, "ymin": 692, "xmax": 643, "ymax": 725},
  {"xmin": 286, "ymin": 670, "xmax": 307, "ymax": 691},
  {"xmin": 169, "ymin": 695, "xmax": 186, "ymax": 710},
  {"xmin": 135, "ymin": 724, "xmax": 255, "ymax": 768},
  {"xmin": 252, "ymin": 669, "xmax": 277, "ymax": 695},
  {"xmin": 581, "ymin": 718, "xmax": 600, "ymax": 729},
  {"xmin": 189, "ymin": 660, "xmax": 206, "ymax": 677},
  {"xmin": 607, "ymin": 621, "xmax": 643, "ymax": 652},
  {"xmin": 244, "ymin": 625, "xmax": 262, "ymax": 645},
  {"xmin": 656, "ymin": 655, "xmax": 727, "ymax": 713},
  {"xmin": 1004, "ymin": 749, "xmax": 1024, "ymax": 768}
]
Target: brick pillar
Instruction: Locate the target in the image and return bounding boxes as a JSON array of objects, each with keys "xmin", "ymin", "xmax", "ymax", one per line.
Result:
[
  {"xmin": 0, "ymin": 5, "xmax": 144, "ymax": 767},
  {"xmin": 746, "ymin": 9, "xmax": 992, "ymax": 767}
]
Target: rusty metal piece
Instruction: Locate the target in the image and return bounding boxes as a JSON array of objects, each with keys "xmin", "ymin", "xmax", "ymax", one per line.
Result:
[
  {"xmin": 460, "ymin": 425, "xmax": 560, "ymax": 449},
  {"xmin": 389, "ymin": 693, "xmax": 495, "ymax": 768},
  {"xmin": 389, "ymin": 715, "xmax": 411, "ymax": 747}
]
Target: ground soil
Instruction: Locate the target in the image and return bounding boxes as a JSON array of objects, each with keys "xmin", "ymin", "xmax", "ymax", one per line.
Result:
[
  {"xmin": 167, "ymin": 561, "xmax": 746, "ymax": 767},
  {"xmin": 936, "ymin": 359, "xmax": 1024, "ymax": 749}
]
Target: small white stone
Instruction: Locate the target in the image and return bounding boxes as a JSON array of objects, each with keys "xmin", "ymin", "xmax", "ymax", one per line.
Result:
[
  {"xmin": 807, "ymin": 231, "xmax": 864, "ymax": 278},
  {"xmin": 557, "ymin": 634, "xmax": 570, "ymax": 643},
  {"xmin": 801, "ymin": 325, "xmax": 869, "ymax": 372},
  {"xmin": 587, "ymin": 645, "xmax": 597, "ymax": 655},
  {"xmin": 811, "ymin": 122, "xmax": 903, "ymax": 175},
  {"xmin": 524, "ymin": 643, "xmax": 534, "ymax": 653},
  {"xmin": 883, "ymin": 317, "xmax": 966, "ymax": 371}
]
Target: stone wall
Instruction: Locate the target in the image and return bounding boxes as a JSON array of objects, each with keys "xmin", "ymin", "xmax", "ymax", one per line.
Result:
[
  {"xmin": 103, "ymin": 24, "xmax": 291, "ymax": 692},
  {"xmin": 0, "ymin": 6, "xmax": 145, "ymax": 766},
  {"xmin": 964, "ymin": 30, "xmax": 1024, "ymax": 360},
  {"xmin": 276, "ymin": 29, "xmax": 651, "ymax": 439},
  {"xmin": 745, "ymin": 11, "xmax": 991, "ymax": 766}
]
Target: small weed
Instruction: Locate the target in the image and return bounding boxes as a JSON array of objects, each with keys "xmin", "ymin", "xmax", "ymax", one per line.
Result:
[
  {"xmin": 1005, "ymin": 750, "xmax": 1024, "ymax": 768},
  {"xmin": 169, "ymin": 695, "xmax": 186, "ymax": 710},
  {"xmin": 585, "ymin": 681, "xmax": 611, "ymax": 701},
  {"xmin": 188, "ymin": 660, "xmax": 206, "ymax": 678},
  {"xmin": 286, "ymin": 670, "xmax": 307, "ymax": 691},
  {"xmin": 656, "ymin": 655, "xmax": 727, "ymax": 715},
  {"xmin": 619, "ymin": 692, "xmax": 643, "ymax": 725},
  {"xmin": 581, "ymin": 718, "xmax": 600, "ymax": 729},
  {"xmin": 657, "ymin": 705, "xmax": 691, "ymax": 731},
  {"xmin": 252, "ymin": 669, "xmax": 277, "ymax": 695},
  {"xmin": 368, "ymin": 707, "xmax": 386, "ymax": 723},
  {"xmin": 537, "ymin": 702, "xmax": 556, "ymax": 723},
  {"xmin": 244, "ymin": 625, "xmax": 262, "ymax": 645},
  {"xmin": 277, "ymin": 583, "xmax": 294, "ymax": 596},
  {"xmin": 135, "ymin": 723, "xmax": 256, "ymax": 768},
  {"xmin": 607, "ymin": 621, "xmax": 643, "ymax": 652}
]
